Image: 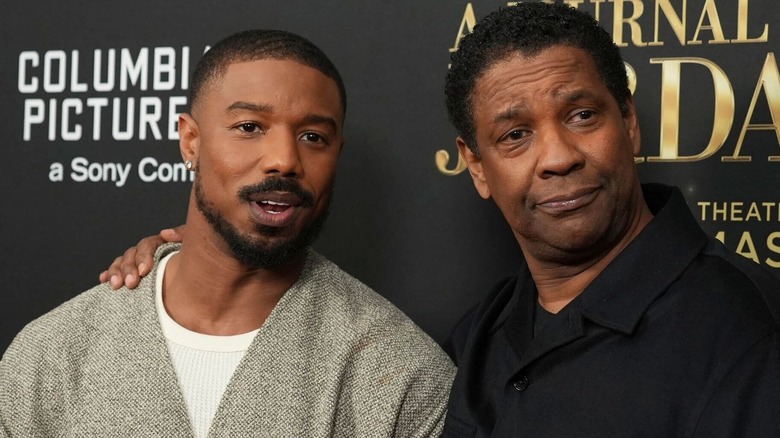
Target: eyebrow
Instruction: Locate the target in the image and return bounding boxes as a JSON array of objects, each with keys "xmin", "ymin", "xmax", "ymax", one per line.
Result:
[
  {"xmin": 226, "ymin": 101, "xmax": 273, "ymax": 113},
  {"xmin": 300, "ymin": 114, "xmax": 339, "ymax": 134},
  {"xmin": 493, "ymin": 106, "xmax": 525, "ymax": 124},
  {"xmin": 561, "ymin": 89, "xmax": 596, "ymax": 103}
]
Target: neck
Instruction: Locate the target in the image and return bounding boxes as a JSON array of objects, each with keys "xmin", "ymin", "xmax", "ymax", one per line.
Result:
[
  {"xmin": 162, "ymin": 217, "xmax": 306, "ymax": 336},
  {"xmin": 526, "ymin": 197, "xmax": 653, "ymax": 314}
]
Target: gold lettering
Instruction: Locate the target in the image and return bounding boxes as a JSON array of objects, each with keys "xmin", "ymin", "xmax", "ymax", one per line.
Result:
[
  {"xmin": 712, "ymin": 202, "xmax": 728, "ymax": 221},
  {"xmin": 715, "ymin": 231, "xmax": 725, "ymax": 243},
  {"xmin": 449, "ymin": 3, "xmax": 476, "ymax": 55},
  {"xmin": 689, "ymin": 0, "xmax": 727, "ymax": 45},
  {"xmin": 438, "ymin": 3, "xmax": 476, "ymax": 176},
  {"xmin": 746, "ymin": 202, "xmax": 761, "ymax": 221},
  {"xmin": 435, "ymin": 149, "xmax": 468, "ymax": 175},
  {"xmin": 611, "ymin": 0, "xmax": 647, "ymax": 47},
  {"xmin": 698, "ymin": 201, "xmax": 711, "ymax": 220},
  {"xmin": 626, "ymin": 60, "xmax": 643, "ymax": 163},
  {"xmin": 764, "ymin": 202, "xmax": 776, "ymax": 221},
  {"xmin": 726, "ymin": 53, "xmax": 780, "ymax": 162},
  {"xmin": 591, "ymin": 0, "xmax": 607, "ymax": 22},
  {"xmin": 766, "ymin": 232, "xmax": 780, "ymax": 268},
  {"xmin": 647, "ymin": 57, "xmax": 734, "ymax": 162},
  {"xmin": 733, "ymin": 0, "xmax": 769, "ymax": 43},
  {"xmin": 650, "ymin": 0, "xmax": 686, "ymax": 47},
  {"xmin": 736, "ymin": 231, "xmax": 760, "ymax": 263},
  {"xmin": 730, "ymin": 202, "xmax": 744, "ymax": 221}
]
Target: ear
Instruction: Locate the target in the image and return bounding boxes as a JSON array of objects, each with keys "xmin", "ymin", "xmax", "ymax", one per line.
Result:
[
  {"xmin": 179, "ymin": 113, "xmax": 200, "ymax": 166},
  {"xmin": 456, "ymin": 136, "xmax": 491, "ymax": 200},
  {"xmin": 623, "ymin": 95, "xmax": 641, "ymax": 156}
]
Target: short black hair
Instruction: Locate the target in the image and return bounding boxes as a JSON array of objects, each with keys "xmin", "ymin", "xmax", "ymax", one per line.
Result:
[
  {"xmin": 445, "ymin": 2, "xmax": 630, "ymax": 155},
  {"xmin": 189, "ymin": 29, "xmax": 346, "ymax": 116}
]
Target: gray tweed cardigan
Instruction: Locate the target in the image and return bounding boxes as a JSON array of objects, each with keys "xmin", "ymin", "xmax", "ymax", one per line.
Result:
[{"xmin": 0, "ymin": 244, "xmax": 455, "ymax": 437}]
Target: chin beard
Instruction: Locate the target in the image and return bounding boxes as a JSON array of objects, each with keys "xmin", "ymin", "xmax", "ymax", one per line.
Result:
[{"xmin": 194, "ymin": 173, "xmax": 329, "ymax": 270}]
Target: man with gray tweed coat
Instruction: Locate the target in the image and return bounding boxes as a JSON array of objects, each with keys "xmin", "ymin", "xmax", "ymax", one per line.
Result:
[{"xmin": 0, "ymin": 30, "xmax": 454, "ymax": 438}]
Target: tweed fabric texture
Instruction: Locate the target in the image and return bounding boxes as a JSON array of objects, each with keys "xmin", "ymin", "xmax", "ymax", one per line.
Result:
[{"xmin": 0, "ymin": 244, "xmax": 456, "ymax": 437}]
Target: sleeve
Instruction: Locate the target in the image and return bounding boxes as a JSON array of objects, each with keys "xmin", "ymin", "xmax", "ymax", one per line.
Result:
[
  {"xmin": 390, "ymin": 355, "xmax": 456, "ymax": 438},
  {"xmin": 331, "ymin": 320, "xmax": 456, "ymax": 438},
  {"xmin": 691, "ymin": 332, "xmax": 780, "ymax": 437}
]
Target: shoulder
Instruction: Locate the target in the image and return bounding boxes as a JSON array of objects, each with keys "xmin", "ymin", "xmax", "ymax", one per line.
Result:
[
  {"xmin": 684, "ymin": 238, "xmax": 780, "ymax": 328},
  {"xmin": 0, "ymin": 281, "xmax": 155, "ymax": 427},
  {"xmin": 303, "ymin": 252, "xmax": 433, "ymax": 336},
  {"xmin": 445, "ymin": 274, "xmax": 520, "ymax": 364},
  {"xmin": 301, "ymin": 250, "xmax": 455, "ymax": 371},
  {"xmin": 4, "ymin": 284, "xmax": 149, "ymax": 362},
  {"xmin": 1, "ymin": 262, "xmax": 159, "ymax": 374}
]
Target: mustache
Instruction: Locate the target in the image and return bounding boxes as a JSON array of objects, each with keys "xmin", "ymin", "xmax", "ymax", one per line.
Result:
[{"xmin": 237, "ymin": 177, "xmax": 316, "ymax": 207}]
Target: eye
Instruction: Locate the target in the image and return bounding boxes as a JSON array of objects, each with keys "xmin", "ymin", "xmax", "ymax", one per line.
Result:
[
  {"xmin": 506, "ymin": 130, "xmax": 526, "ymax": 141},
  {"xmin": 499, "ymin": 129, "xmax": 530, "ymax": 144},
  {"xmin": 495, "ymin": 128, "xmax": 531, "ymax": 154},
  {"xmin": 300, "ymin": 132, "xmax": 327, "ymax": 144},
  {"xmin": 571, "ymin": 110, "xmax": 595, "ymax": 122},
  {"xmin": 237, "ymin": 122, "xmax": 260, "ymax": 133}
]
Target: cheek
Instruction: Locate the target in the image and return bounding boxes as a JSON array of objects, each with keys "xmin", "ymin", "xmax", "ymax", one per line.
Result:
[{"xmin": 303, "ymin": 154, "xmax": 338, "ymax": 190}]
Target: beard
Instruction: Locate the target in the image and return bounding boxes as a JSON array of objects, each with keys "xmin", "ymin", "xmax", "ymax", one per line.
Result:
[{"xmin": 194, "ymin": 173, "xmax": 330, "ymax": 270}]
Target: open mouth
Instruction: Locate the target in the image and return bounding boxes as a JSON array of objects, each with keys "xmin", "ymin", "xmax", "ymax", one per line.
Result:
[
  {"xmin": 247, "ymin": 192, "xmax": 306, "ymax": 227},
  {"xmin": 258, "ymin": 199, "xmax": 292, "ymax": 215}
]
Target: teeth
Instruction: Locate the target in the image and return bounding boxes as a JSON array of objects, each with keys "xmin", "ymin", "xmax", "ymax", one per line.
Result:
[{"xmin": 260, "ymin": 200, "xmax": 290, "ymax": 206}]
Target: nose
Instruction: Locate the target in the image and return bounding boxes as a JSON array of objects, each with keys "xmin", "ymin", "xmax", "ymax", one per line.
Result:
[
  {"xmin": 535, "ymin": 125, "xmax": 585, "ymax": 178},
  {"xmin": 260, "ymin": 131, "xmax": 302, "ymax": 177}
]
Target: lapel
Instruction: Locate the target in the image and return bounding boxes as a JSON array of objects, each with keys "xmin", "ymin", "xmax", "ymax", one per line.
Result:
[
  {"xmin": 206, "ymin": 250, "xmax": 322, "ymax": 436},
  {"xmin": 71, "ymin": 244, "xmax": 194, "ymax": 435},
  {"xmin": 125, "ymin": 244, "xmax": 194, "ymax": 435}
]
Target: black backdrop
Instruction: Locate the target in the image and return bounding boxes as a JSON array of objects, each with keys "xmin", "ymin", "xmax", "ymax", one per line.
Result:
[{"xmin": 2, "ymin": 0, "xmax": 779, "ymax": 354}]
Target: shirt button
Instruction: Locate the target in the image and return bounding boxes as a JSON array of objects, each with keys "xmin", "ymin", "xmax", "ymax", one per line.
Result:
[{"xmin": 513, "ymin": 376, "xmax": 529, "ymax": 392}]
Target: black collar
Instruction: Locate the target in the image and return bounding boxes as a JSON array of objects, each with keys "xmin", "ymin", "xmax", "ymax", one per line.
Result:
[{"xmin": 492, "ymin": 184, "xmax": 708, "ymax": 338}]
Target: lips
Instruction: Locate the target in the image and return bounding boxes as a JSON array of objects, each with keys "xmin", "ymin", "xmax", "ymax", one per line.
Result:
[
  {"xmin": 247, "ymin": 191, "xmax": 305, "ymax": 227},
  {"xmin": 535, "ymin": 186, "xmax": 599, "ymax": 214}
]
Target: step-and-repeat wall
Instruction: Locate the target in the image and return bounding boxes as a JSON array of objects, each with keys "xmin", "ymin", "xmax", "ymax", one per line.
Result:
[{"xmin": 2, "ymin": 0, "xmax": 778, "ymax": 353}]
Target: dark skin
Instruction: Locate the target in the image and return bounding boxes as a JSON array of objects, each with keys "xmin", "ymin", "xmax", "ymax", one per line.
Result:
[
  {"xmin": 459, "ymin": 46, "xmax": 652, "ymax": 312},
  {"xmin": 99, "ymin": 227, "xmax": 181, "ymax": 289},
  {"xmin": 105, "ymin": 46, "xmax": 652, "ymax": 317},
  {"xmin": 101, "ymin": 58, "xmax": 345, "ymax": 334}
]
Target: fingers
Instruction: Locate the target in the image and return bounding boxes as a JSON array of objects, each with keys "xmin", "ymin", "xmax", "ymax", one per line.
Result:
[
  {"xmin": 117, "ymin": 246, "xmax": 142, "ymax": 290},
  {"xmin": 99, "ymin": 255, "xmax": 127, "ymax": 290},
  {"xmin": 160, "ymin": 225, "xmax": 185, "ymax": 242},
  {"xmin": 99, "ymin": 226, "xmax": 183, "ymax": 291},
  {"xmin": 134, "ymin": 235, "xmax": 167, "ymax": 279}
]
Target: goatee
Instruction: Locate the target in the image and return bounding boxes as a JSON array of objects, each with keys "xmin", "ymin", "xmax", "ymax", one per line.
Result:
[{"xmin": 194, "ymin": 173, "xmax": 330, "ymax": 269}]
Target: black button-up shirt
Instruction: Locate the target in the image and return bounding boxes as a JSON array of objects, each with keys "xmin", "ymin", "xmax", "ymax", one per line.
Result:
[{"xmin": 442, "ymin": 184, "xmax": 780, "ymax": 437}]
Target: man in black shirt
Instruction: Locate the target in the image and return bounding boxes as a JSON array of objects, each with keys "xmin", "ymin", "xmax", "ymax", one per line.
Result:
[{"xmin": 441, "ymin": 3, "xmax": 780, "ymax": 437}]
